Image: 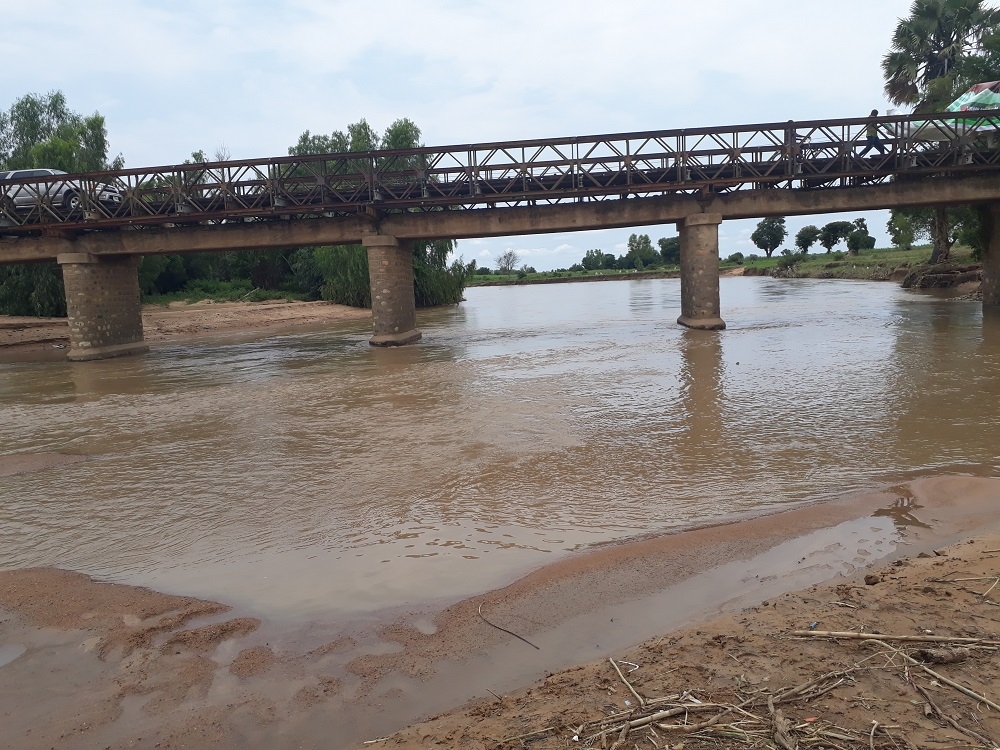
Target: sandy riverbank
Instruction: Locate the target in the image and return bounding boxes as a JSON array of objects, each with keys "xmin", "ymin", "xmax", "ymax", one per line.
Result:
[
  {"xmin": 0, "ymin": 299, "xmax": 371, "ymax": 360},
  {"xmin": 2, "ymin": 474, "xmax": 1000, "ymax": 749}
]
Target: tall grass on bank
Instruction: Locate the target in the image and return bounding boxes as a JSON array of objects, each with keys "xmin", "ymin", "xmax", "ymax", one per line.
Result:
[{"xmin": 316, "ymin": 245, "xmax": 372, "ymax": 308}]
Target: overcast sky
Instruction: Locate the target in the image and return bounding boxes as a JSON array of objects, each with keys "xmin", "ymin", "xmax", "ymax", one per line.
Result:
[{"xmin": 6, "ymin": 1, "xmax": 918, "ymax": 269}]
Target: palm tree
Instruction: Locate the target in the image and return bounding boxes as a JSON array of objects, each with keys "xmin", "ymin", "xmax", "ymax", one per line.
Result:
[
  {"xmin": 882, "ymin": 0, "xmax": 1000, "ymax": 109},
  {"xmin": 882, "ymin": 0, "xmax": 1000, "ymax": 264}
]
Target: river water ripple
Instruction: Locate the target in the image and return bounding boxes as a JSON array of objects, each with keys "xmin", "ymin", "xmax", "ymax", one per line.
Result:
[{"xmin": 1, "ymin": 277, "xmax": 998, "ymax": 617}]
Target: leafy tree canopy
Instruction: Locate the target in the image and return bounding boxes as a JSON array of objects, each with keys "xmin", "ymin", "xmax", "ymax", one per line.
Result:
[
  {"xmin": 750, "ymin": 217, "xmax": 788, "ymax": 257},
  {"xmin": 658, "ymin": 236, "xmax": 680, "ymax": 265},
  {"xmin": 795, "ymin": 225, "xmax": 821, "ymax": 253},
  {"xmin": 883, "ymin": 0, "xmax": 1000, "ymax": 109},
  {"xmin": 819, "ymin": 221, "xmax": 856, "ymax": 252},
  {"xmin": 0, "ymin": 90, "xmax": 123, "ymax": 172},
  {"xmin": 626, "ymin": 233, "xmax": 659, "ymax": 267},
  {"xmin": 581, "ymin": 249, "xmax": 605, "ymax": 270}
]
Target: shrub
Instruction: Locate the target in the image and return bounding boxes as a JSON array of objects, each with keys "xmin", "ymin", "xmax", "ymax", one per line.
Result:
[
  {"xmin": 726, "ymin": 252, "xmax": 745, "ymax": 264},
  {"xmin": 777, "ymin": 252, "xmax": 804, "ymax": 270}
]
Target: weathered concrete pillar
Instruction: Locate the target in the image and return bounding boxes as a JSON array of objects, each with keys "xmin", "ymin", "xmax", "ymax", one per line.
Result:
[
  {"xmin": 57, "ymin": 253, "xmax": 148, "ymax": 361},
  {"xmin": 677, "ymin": 213, "xmax": 726, "ymax": 330},
  {"xmin": 981, "ymin": 203, "xmax": 1000, "ymax": 307},
  {"xmin": 362, "ymin": 234, "xmax": 421, "ymax": 346}
]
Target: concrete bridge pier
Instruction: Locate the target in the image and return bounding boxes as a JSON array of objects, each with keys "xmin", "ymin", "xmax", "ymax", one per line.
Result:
[
  {"xmin": 362, "ymin": 234, "xmax": 422, "ymax": 346},
  {"xmin": 982, "ymin": 203, "xmax": 1000, "ymax": 307},
  {"xmin": 677, "ymin": 213, "xmax": 726, "ymax": 330},
  {"xmin": 57, "ymin": 253, "xmax": 148, "ymax": 361}
]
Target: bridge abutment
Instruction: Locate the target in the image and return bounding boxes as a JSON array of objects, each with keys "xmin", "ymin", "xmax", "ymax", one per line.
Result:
[
  {"xmin": 57, "ymin": 253, "xmax": 148, "ymax": 361},
  {"xmin": 677, "ymin": 213, "xmax": 726, "ymax": 330},
  {"xmin": 362, "ymin": 234, "xmax": 421, "ymax": 346}
]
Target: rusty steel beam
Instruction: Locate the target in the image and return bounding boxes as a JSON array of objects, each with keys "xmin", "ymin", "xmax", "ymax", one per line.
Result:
[
  {"xmin": 2, "ymin": 110, "xmax": 1000, "ymax": 263},
  {"xmin": 7, "ymin": 173, "xmax": 1000, "ymax": 262}
]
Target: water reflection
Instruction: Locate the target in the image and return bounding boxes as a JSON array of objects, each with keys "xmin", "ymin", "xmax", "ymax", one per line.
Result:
[
  {"xmin": 678, "ymin": 329, "xmax": 723, "ymax": 446},
  {"xmin": 1, "ymin": 278, "xmax": 998, "ymax": 617},
  {"xmin": 873, "ymin": 486, "xmax": 931, "ymax": 529}
]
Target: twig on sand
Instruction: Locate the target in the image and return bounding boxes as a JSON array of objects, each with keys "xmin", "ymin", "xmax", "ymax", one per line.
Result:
[
  {"xmin": 477, "ymin": 601, "xmax": 540, "ymax": 650},
  {"xmin": 864, "ymin": 639, "xmax": 1000, "ymax": 712},
  {"xmin": 609, "ymin": 658, "xmax": 646, "ymax": 709},
  {"xmin": 913, "ymin": 679, "xmax": 996, "ymax": 747},
  {"xmin": 768, "ymin": 696, "xmax": 796, "ymax": 750},
  {"xmin": 792, "ymin": 629, "xmax": 1000, "ymax": 646},
  {"xmin": 497, "ymin": 726, "xmax": 560, "ymax": 745}
]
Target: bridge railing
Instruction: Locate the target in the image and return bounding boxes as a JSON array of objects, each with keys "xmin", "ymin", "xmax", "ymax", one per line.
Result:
[{"xmin": 2, "ymin": 110, "xmax": 1000, "ymax": 236}]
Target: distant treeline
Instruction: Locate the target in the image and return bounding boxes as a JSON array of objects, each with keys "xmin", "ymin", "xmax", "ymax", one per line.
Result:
[{"xmin": 0, "ymin": 100, "xmax": 468, "ymax": 316}]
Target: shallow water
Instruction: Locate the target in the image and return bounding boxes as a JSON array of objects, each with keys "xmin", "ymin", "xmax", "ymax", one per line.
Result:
[{"xmin": 1, "ymin": 277, "xmax": 998, "ymax": 617}]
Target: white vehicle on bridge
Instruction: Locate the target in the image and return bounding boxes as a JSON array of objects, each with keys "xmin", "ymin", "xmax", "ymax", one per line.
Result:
[{"xmin": 0, "ymin": 168, "xmax": 123, "ymax": 215}]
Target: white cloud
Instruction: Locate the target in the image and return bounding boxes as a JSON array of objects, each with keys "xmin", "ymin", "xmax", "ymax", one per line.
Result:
[{"xmin": 6, "ymin": 1, "xmax": 909, "ymax": 267}]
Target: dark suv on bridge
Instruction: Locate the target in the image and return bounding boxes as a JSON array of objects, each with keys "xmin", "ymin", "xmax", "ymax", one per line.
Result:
[{"xmin": 0, "ymin": 168, "xmax": 123, "ymax": 214}]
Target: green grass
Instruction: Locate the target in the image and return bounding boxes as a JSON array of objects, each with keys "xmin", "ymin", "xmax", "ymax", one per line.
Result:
[
  {"xmin": 740, "ymin": 244, "xmax": 975, "ymax": 279},
  {"xmin": 466, "ymin": 245, "xmax": 978, "ymax": 287}
]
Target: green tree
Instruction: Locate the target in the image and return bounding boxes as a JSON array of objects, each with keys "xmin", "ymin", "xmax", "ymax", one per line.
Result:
[
  {"xmin": 794, "ymin": 225, "xmax": 821, "ymax": 253},
  {"xmin": 882, "ymin": 0, "xmax": 1000, "ymax": 109},
  {"xmin": 0, "ymin": 91, "xmax": 123, "ymax": 172},
  {"xmin": 882, "ymin": 1, "xmax": 1000, "ymax": 263},
  {"xmin": 0, "ymin": 263, "xmax": 66, "ymax": 317},
  {"xmin": 750, "ymin": 217, "xmax": 788, "ymax": 257},
  {"xmin": 888, "ymin": 211, "xmax": 919, "ymax": 249},
  {"xmin": 847, "ymin": 229, "xmax": 878, "ymax": 254},
  {"xmin": 658, "ymin": 236, "xmax": 680, "ymax": 264},
  {"xmin": 819, "ymin": 221, "xmax": 855, "ymax": 252},
  {"xmin": 0, "ymin": 91, "xmax": 123, "ymax": 316},
  {"xmin": 626, "ymin": 233, "xmax": 659, "ymax": 267},
  {"xmin": 581, "ymin": 248, "xmax": 605, "ymax": 270},
  {"xmin": 288, "ymin": 118, "xmax": 467, "ymax": 307}
]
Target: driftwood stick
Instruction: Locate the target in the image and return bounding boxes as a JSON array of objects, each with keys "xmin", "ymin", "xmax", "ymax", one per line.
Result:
[
  {"xmin": 497, "ymin": 726, "xmax": 560, "ymax": 744},
  {"xmin": 914, "ymin": 680, "xmax": 995, "ymax": 747},
  {"xmin": 791, "ymin": 630, "xmax": 1000, "ymax": 646},
  {"xmin": 773, "ymin": 669, "xmax": 855, "ymax": 701},
  {"xmin": 768, "ymin": 696, "xmax": 796, "ymax": 750},
  {"xmin": 477, "ymin": 602, "xmax": 540, "ymax": 650},
  {"xmin": 655, "ymin": 707, "xmax": 734, "ymax": 732},
  {"xmin": 609, "ymin": 658, "xmax": 646, "ymax": 709},
  {"xmin": 865, "ymin": 639, "xmax": 1000, "ymax": 712}
]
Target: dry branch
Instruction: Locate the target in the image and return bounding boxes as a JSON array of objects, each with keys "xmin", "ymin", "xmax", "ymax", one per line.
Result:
[
  {"xmin": 865, "ymin": 639, "xmax": 1000, "ymax": 713},
  {"xmin": 791, "ymin": 629, "xmax": 1000, "ymax": 646},
  {"xmin": 609, "ymin": 658, "xmax": 646, "ymax": 709}
]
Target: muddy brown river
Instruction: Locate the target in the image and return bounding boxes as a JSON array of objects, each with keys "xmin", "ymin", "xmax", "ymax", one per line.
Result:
[{"xmin": 1, "ymin": 277, "xmax": 999, "ymax": 623}]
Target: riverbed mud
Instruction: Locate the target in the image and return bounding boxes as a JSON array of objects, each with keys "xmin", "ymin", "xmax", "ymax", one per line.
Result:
[{"xmin": 2, "ymin": 475, "xmax": 1000, "ymax": 749}]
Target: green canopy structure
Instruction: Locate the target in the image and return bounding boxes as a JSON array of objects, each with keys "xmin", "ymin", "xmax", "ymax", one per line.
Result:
[
  {"xmin": 947, "ymin": 81, "xmax": 1000, "ymax": 113},
  {"xmin": 906, "ymin": 82, "xmax": 1000, "ymax": 141}
]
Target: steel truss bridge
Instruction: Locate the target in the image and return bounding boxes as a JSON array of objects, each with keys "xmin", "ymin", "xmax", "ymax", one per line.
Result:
[{"xmin": 3, "ymin": 110, "xmax": 1000, "ymax": 239}]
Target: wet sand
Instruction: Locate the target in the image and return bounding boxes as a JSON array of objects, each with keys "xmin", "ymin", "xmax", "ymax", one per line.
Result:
[
  {"xmin": 2, "ymin": 475, "xmax": 1000, "ymax": 749},
  {"xmin": 0, "ymin": 299, "xmax": 371, "ymax": 360}
]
